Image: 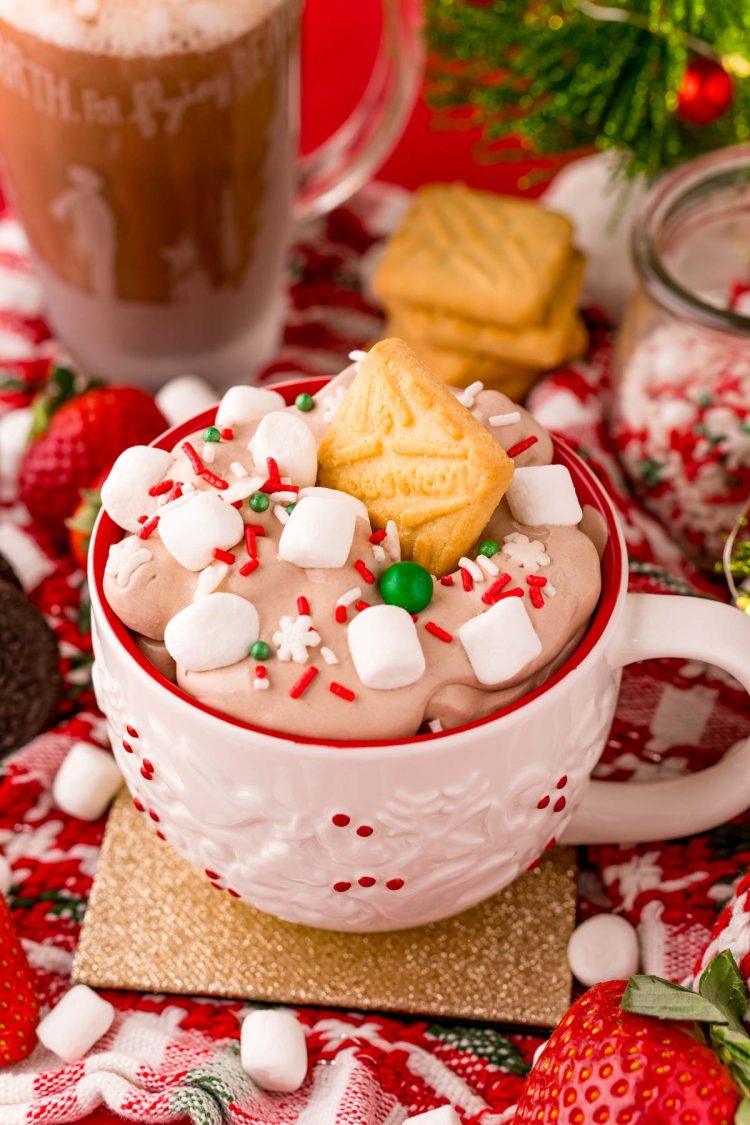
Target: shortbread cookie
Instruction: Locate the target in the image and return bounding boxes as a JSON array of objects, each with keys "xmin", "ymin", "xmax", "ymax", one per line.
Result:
[
  {"xmin": 374, "ymin": 184, "xmax": 574, "ymax": 328},
  {"xmin": 386, "ymin": 254, "xmax": 586, "ymax": 369},
  {"xmin": 317, "ymin": 339, "xmax": 514, "ymax": 575},
  {"xmin": 383, "ymin": 325, "xmax": 541, "ymax": 397}
]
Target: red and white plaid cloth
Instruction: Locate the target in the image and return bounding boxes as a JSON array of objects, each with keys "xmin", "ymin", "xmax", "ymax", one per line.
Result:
[{"xmin": 0, "ymin": 182, "xmax": 749, "ymax": 1124}]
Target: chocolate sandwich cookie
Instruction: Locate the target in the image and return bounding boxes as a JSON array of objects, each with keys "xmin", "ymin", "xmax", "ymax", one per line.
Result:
[
  {"xmin": 0, "ymin": 579, "xmax": 60, "ymax": 758},
  {"xmin": 0, "ymin": 550, "xmax": 22, "ymax": 591}
]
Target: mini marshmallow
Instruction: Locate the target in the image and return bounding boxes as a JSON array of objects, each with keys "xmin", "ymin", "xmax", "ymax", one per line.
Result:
[
  {"xmin": 348, "ymin": 605, "xmax": 426, "ymax": 690},
  {"xmin": 165, "ymin": 592, "xmax": 259, "ymax": 672},
  {"xmin": 216, "ymin": 385, "xmax": 285, "ymax": 428},
  {"xmin": 407, "ymin": 1108, "xmax": 461, "ymax": 1125},
  {"xmin": 53, "ymin": 741, "xmax": 122, "ymax": 821},
  {"xmin": 0, "ymin": 406, "xmax": 31, "ymax": 500},
  {"xmin": 251, "ymin": 412, "xmax": 317, "ymax": 487},
  {"xmin": 100, "ymin": 446, "xmax": 174, "ymax": 533},
  {"xmin": 297, "ymin": 486, "xmax": 369, "ymax": 524},
  {"xmin": 506, "ymin": 465, "xmax": 583, "ymax": 527},
  {"xmin": 0, "ymin": 523, "xmax": 55, "ymax": 591},
  {"xmin": 240, "ymin": 1008, "xmax": 308, "ymax": 1093},
  {"xmin": 0, "ymin": 852, "xmax": 12, "ymax": 897},
  {"xmin": 155, "ymin": 374, "xmax": 217, "ymax": 427},
  {"xmin": 36, "ymin": 984, "xmax": 115, "ymax": 1063},
  {"xmin": 567, "ymin": 915, "xmax": 640, "ymax": 988},
  {"xmin": 279, "ymin": 496, "xmax": 356, "ymax": 569},
  {"xmin": 159, "ymin": 490, "xmax": 243, "ymax": 571},
  {"xmin": 459, "ymin": 597, "xmax": 542, "ymax": 686}
]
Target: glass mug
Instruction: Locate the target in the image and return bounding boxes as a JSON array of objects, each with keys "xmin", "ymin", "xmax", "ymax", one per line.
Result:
[{"xmin": 0, "ymin": 0, "xmax": 422, "ymax": 386}]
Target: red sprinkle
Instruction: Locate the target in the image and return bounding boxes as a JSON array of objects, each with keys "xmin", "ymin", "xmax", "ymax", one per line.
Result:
[
  {"xmin": 260, "ymin": 456, "xmax": 283, "ymax": 494},
  {"xmin": 354, "ymin": 560, "xmax": 375, "ymax": 584},
  {"xmin": 255, "ymin": 665, "xmax": 267, "ymax": 680},
  {"xmin": 212, "ymin": 548, "xmax": 235, "ymax": 565},
  {"xmin": 181, "ymin": 441, "xmax": 203, "ymax": 474},
  {"xmin": 165, "ymin": 482, "xmax": 183, "ymax": 504},
  {"xmin": 200, "ymin": 468, "xmax": 228, "ymax": 490},
  {"xmin": 220, "ymin": 427, "xmax": 234, "ymax": 440},
  {"xmin": 290, "ymin": 665, "xmax": 319, "ymax": 699},
  {"xmin": 425, "ymin": 621, "xmax": 453, "ymax": 643},
  {"xmin": 526, "ymin": 574, "xmax": 548, "ymax": 586},
  {"xmin": 482, "ymin": 573, "xmax": 512, "ymax": 604},
  {"xmin": 138, "ymin": 515, "xmax": 160, "ymax": 540},
  {"xmin": 461, "ymin": 567, "xmax": 474, "ymax": 592},
  {"xmin": 529, "ymin": 585, "xmax": 545, "ymax": 609},
  {"xmin": 231, "ymin": 500, "xmax": 242, "ymax": 509},
  {"xmin": 506, "ymin": 435, "xmax": 539, "ymax": 459},
  {"xmin": 369, "ymin": 529, "xmax": 387, "ymax": 544},
  {"xmin": 297, "ymin": 596, "xmax": 310, "ymax": 616},
  {"xmin": 148, "ymin": 478, "xmax": 173, "ymax": 497},
  {"xmin": 440, "ymin": 575, "xmax": 454, "ymax": 586},
  {"xmin": 245, "ymin": 528, "xmax": 257, "ymax": 558},
  {"xmin": 355, "ymin": 600, "xmax": 371, "ymax": 612},
  {"xmin": 335, "ymin": 605, "xmax": 348, "ymax": 623},
  {"xmin": 137, "ymin": 514, "xmax": 148, "ymax": 525},
  {"xmin": 496, "ymin": 587, "xmax": 525, "ymax": 600},
  {"xmin": 330, "ymin": 681, "xmax": 355, "ymax": 702},
  {"xmin": 239, "ymin": 559, "xmax": 259, "ymax": 577}
]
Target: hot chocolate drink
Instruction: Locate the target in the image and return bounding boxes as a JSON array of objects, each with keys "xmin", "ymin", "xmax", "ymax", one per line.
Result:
[{"xmin": 0, "ymin": 0, "xmax": 299, "ymax": 381}]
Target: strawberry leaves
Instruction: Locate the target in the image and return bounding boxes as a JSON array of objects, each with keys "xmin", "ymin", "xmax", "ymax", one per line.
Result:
[
  {"xmin": 622, "ymin": 975, "xmax": 729, "ymax": 1024},
  {"xmin": 700, "ymin": 950, "xmax": 749, "ymax": 1034}
]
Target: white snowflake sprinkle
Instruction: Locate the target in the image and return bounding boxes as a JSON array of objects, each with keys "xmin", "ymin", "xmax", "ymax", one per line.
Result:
[
  {"xmin": 273, "ymin": 614, "xmax": 322, "ymax": 663},
  {"xmin": 105, "ymin": 537, "xmax": 152, "ymax": 588},
  {"xmin": 502, "ymin": 532, "xmax": 550, "ymax": 572}
]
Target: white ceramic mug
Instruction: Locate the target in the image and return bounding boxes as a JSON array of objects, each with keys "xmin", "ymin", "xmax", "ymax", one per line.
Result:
[{"xmin": 89, "ymin": 378, "xmax": 750, "ymax": 933}]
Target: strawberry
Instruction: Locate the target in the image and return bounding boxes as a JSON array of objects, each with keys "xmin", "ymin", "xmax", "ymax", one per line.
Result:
[
  {"xmin": 0, "ymin": 895, "xmax": 39, "ymax": 1066},
  {"xmin": 19, "ymin": 368, "xmax": 166, "ymax": 538},
  {"xmin": 516, "ymin": 951, "xmax": 750, "ymax": 1124},
  {"xmin": 66, "ymin": 467, "xmax": 109, "ymax": 571}
]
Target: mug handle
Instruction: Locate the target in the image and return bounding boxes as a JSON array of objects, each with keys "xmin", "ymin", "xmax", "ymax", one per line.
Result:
[
  {"xmin": 562, "ymin": 593, "xmax": 750, "ymax": 845},
  {"xmin": 295, "ymin": 0, "xmax": 423, "ymax": 218}
]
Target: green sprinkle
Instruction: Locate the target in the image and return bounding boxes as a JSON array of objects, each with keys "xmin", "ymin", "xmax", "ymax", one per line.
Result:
[
  {"xmin": 250, "ymin": 641, "xmax": 271, "ymax": 661},
  {"xmin": 249, "ymin": 492, "xmax": 270, "ymax": 513},
  {"xmin": 478, "ymin": 539, "xmax": 500, "ymax": 558},
  {"xmin": 202, "ymin": 426, "xmax": 221, "ymax": 443},
  {"xmin": 286, "ymin": 504, "xmax": 296, "ymax": 515},
  {"xmin": 295, "ymin": 393, "xmax": 315, "ymax": 413}
]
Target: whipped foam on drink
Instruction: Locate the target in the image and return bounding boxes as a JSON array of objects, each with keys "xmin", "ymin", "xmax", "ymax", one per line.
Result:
[{"xmin": 0, "ymin": 0, "xmax": 286, "ymax": 55}]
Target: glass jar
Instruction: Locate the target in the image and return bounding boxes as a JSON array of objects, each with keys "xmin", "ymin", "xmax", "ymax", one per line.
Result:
[{"xmin": 612, "ymin": 145, "xmax": 750, "ymax": 568}]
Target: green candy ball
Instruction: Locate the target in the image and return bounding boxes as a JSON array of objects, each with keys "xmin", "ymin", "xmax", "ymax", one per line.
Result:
[
  {"xmin": 202, "ymin": 426, "xmax": 221, "ymax": 443},
  {"xmin": 379, "ymin": 562, "xmax": 433, "ymax": 614},
  {"xmin": 250, "ymin": 641, "xmax": 271, "ymax": 661},
  {"xmin": 478, "ymin": 539, "xmax": 500, "ymax": 558},
  {"xmin": 295, "ymin": 392, "xmax": 315, "ymax": 413},
  {"xmin": 249, "ymin": 492, "xmax": 270, "ymax": 513}
]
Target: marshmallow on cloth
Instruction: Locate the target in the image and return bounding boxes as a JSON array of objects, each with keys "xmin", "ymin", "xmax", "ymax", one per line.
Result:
[
  {"xmin": 0, "ymin": 523, "xmax": 56, "ymax": 591},
  {"xmin": 0, "ymin": 852, "xmax": 11, "ymax": 897},
  {"xmin": 297, "ymin": 486, "xmax": 369, "ymax": 524},
  {"xmin": 251, "ymin": 412, "xmax": 317, "ymax": 487},
  {"xmin": 216, "ymin": 385, "xmax": 285, "ymax": 428},
  {"xmin": 165, "ymin": 592, "xmax": 259, "ymax": 672},
  {"xmin": 159, "ymin": 490, "xmax": 243, "ymax": 571},
  {"xmin": 459, "ymin": 597, "xmax": 542, "ymax": 686},
  {"xmin": 240, "ymin": 1008, "xmax": 308, "ymax": 1093},
  {"xmin": 407, "ymin": 1109, "xmax": 461, "ymax": 1125},
  {"xmin": 567, "ymin": 914, "xmax": 640, "ymax": 988},
  {"xmin": 53, "ymin": 741, "xmax": 122, "ymax": 821},
  {"xmin": 155, "ymin": 375, "xmax": 217, "ymax": 427},
  {"xmin": 348, "ymin": 604, "xmax": 426, "ymax": 689},
  {"xmin": 100, "ymin": 446, "xmax": 174, "ymax": 533},
  {"xmin": 279, "ymin": 495, "xmax": 356, "ymax": 569},
  {"xmin": 506, "ymin": 465, "xmax": 583, "ymax": 527},
  {"xmin": 37, "ymin": 984, "xmax": 115, "ymax": 1063}
]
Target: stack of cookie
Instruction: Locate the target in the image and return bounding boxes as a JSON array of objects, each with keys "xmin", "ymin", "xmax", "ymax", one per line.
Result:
[{"xmin": 374, "ymin": 183, "xmax": 587, "ymax": 398}]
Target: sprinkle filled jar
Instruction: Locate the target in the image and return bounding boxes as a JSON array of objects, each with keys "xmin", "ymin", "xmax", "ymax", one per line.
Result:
[{"xmin": 612, "ymin": 145, "xmax": 750, "ymax": 567}]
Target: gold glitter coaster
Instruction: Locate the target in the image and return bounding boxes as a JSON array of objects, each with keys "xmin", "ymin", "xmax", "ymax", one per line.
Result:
[{"xmin": 73, "ymin": 792, "xmax": 576, "ymax": 1027}]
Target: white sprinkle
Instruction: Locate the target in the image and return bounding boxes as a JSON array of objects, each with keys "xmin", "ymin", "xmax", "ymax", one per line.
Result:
[
  {"xmin": 489, "ymin": 411, "xmax": 522, "ymax": 428},
  {"xmin": 349, "ymin": 349, "xmax": 368, "ymax": 362},
  {"xmin": 254, "ymin": 676, "xmax": 270, "ymax": 691},
  {"xmin": 372, "ymin": 544, "xmax": 386, "ymax": 563},
  {"xmin": 476, "ymin": 553, "xmax": 500, "ymax": 577},
  {"xmin": 192, "ymin": 562, "xmax": 229, "ymax": 601},
  {"xmin": 428, "ymin": 719, "xmax": 444, "ymax": 733},
  {"xmin": 336, "ymin": 586, "xmax": 362, "ymax": 608},
  {"xmin": 202, "ymin": 443, "xmax": 216, "ymax": 464},
  {"xmin": 230, "ymin": 461, "xmax": 248, "ymax": 479},
  {"xmin": 223, "ymin": 478, "xmax": 264, "ymax": 505},
  {"xmin": 545, "ymin": 581, "xmax": 557, "ymax": 598},
  {"xmin": 269, "ymin": 490, "xmax": 298, "ymax": 504},
  {"xmin": 385, "ymin": 519, "xmax": 401, "ymax": 562},
  {"xmin": 274, "ymin": 505, "xmax": 290, "ymax": 525},
  {"xmin": 320, "ymin": 646, "xmax": 339, "ymax": 665},
  {"xmin": 458, "ymin": 556, "xmax": 484, "ymax": 582},
  {"xmin": 457, "ymin": 380, "xmax": 484, "ymax": 407}
]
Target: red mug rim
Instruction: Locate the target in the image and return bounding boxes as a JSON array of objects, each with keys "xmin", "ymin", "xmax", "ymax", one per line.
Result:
[{"xmin": 90, "ymin": 376, "xmax": 625, "ymax": 749}]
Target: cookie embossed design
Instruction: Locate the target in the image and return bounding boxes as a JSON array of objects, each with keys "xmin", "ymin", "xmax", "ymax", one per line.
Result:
[{"xmin": 317, "ymin": 339, "xmax": 514, "ymax": 576}]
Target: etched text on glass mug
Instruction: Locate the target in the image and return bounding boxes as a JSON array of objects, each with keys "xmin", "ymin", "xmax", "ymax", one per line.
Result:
[{"xmin": 0, "ymin": 0, "xmax": 421, "ymax": 386}]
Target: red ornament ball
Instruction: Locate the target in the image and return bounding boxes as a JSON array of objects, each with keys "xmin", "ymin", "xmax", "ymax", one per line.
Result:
[{"xmin": 677, "ymin": 56, "xmax": 734, "ymax": 126}]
